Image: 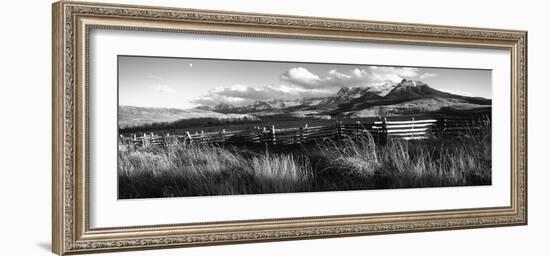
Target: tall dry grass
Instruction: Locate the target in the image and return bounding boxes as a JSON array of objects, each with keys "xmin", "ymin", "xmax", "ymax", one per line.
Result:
[
  {"xmin": 119, "ymin": 120, "xmax": 491, "ymax": 198},
  {"xmin": 320, "ymin": 119, "xmax": 491, "ymax": 188},
  {"xmin": 118, "ymin": 143, "xmax": 313, "ymax": 198}
]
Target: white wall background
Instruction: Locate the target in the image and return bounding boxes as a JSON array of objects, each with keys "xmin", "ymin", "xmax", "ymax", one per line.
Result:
[{"xmin": 0, "ymin": 0, "xmax": 547, "ymax": 255}]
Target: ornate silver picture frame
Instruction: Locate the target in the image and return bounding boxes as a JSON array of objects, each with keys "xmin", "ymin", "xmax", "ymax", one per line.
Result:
[{"xmin": 52, "ymin": 1, "xmax": 527, "ymax": 255}]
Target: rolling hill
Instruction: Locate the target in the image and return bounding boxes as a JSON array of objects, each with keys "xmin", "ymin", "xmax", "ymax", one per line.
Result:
[{"xmin": 118, "ymin": 106, "xmax": 256, "ymax": 128}]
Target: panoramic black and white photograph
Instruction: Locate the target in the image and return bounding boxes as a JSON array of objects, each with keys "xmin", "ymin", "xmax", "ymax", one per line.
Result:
[{"xmin": 117, "ymin": 56, "xmax": 492, "ymax": 199}]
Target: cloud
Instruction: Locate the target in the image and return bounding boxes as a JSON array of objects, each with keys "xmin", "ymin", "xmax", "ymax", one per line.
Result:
[
  {"xmin": 191, "ymin": 94, "xmax": 248, "ymax": 106},
  {"xmin": 366, "ymin": 66, "xmax": 419, "ymax": 83},
  {"xmin": 149, "ymin": 84, "xmax": 176, "ymax": 94},
  {"xmin": 280, "ymin": 67, "xmax": 365, "ymax": 89},
  {"xmin": 280, "ymin": 67, "xmax": 323, "ymax": 89},
  {"xmin": 147, "ymin": 73, "xmax": 177, "ymax": 93},
  {"xmin": 192, "ymin": 66, "xmax": 425, "ymax": 106},
  {"xmin": 280, "ymin": 66, "xmax": 419, "ymax": 90},
  {"xmin": 420, "ymin": 73, "xmax": 437, "ymax": 79},
  {"xmin": 191, "ymin": 83, "xmax": 333, "ymax": 106},
  {"xmin": 147, "ymin": 72, "xmax": 162, "ymax": 81},
  {"xmin": 211, "ymin": 85, "xmax": 274, "ymax": 100}
]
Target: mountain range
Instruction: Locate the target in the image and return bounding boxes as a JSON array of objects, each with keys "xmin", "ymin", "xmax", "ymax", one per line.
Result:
[
  {"xmin": 119, "ymin": 79, "xmax": 491, "ymax": 128},
  {"xmin": 195, "ymin": 79, "xmax": 491, "ymax": 118}
]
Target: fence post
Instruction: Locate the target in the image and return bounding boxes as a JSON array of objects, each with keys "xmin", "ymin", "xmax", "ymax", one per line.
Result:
[
  {"xmin": 443, "ymin": 118, "xmax": 447, "ymax": 137},
  {"xmin": 271, "ymin": 125, "xmax": 276, "ymax": 145},
  {"xmin": 302, "ymin": 124, "xmax": 308, "ymax": 143},
  {"xmin": 355, "ymin": 121, "xmax": 360, "ymax": 136},
  {"xmin": 143, "ymin": 133, "xmax": 148, "ymax": 147},
  {"xmin": 254, "ymin": 127, "xmax": 261, "ymax": 144},
  {"xmin": 336, "ymin": 120, "xmax": 342, "ymax": 142},
  {"xmin": 221, "ymin": 129, "xmax": 226, "ymax": 143},
  {"xmin": 438, "ymin": 118, "xmax": 447, "ymax": 138},
  {"xmin": 261, "ymin": 126, "xmax": 269, "ymax": 147},
  {"xmin": 186, "ymin": 131, "xmax": 192, "ymax": 144},
  {"xmin": 382, "ymin": 117, "xmax": 388, "ymax": 145},
  {"xmin": 376, "ymin": 117, "xmax": 381, "ymax": 143}
]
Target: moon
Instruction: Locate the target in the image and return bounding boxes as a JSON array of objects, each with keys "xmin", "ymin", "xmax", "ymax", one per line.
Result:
[{"xmin": 188, "ymin": 63, "xmax": 193, "ymax": 68}]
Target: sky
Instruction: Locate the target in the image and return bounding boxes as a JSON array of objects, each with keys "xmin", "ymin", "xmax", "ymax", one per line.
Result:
[{"xmin": 118, "ymin": 55, "xmax": 492, "ymax": 109}]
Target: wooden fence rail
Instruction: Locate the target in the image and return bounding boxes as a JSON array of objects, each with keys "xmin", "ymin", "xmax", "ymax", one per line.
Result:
[{"xmin": 120, "ymin": 116, "xmax": 490, "ymax": 147}]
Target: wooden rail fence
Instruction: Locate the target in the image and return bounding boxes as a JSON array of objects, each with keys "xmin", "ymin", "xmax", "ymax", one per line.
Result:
[{"xmin": 120, "ymin": 116, "xmax": 489, "ymax": 147}]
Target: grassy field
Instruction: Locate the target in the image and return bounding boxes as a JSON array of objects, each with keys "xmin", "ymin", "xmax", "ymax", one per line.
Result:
[{"xmin": 118, "ymin": 121, "xmax": 491, "ymax": 199}]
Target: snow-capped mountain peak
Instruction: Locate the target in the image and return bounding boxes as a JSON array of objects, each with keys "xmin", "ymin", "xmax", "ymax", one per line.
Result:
[
  {"xmin": 336, "ymin": 87, "xmax": 368, "ymax": 99},
  {"xmin": 395, "ymin": 79, "xmax": 427, "ymax": 88},
  {"xmin": 368, "ymin": 80, "xmax": 398, "ymax": 96}
]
